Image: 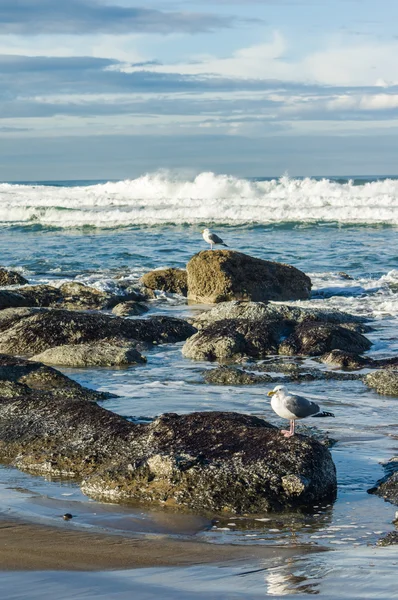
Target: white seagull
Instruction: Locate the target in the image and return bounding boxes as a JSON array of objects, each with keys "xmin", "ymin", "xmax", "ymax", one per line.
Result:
[
  {"xmin": 267, "ymin": 385, "xmax": 335, "ymax": 438},
  {"xmin": 202, "ymin": 228, "xmax": 228, "ymax": 250}
]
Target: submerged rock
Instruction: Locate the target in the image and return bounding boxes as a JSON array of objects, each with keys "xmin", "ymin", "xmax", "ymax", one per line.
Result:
[
  {"xmin": 0, "ymin": 309, "xmax": 196, "ymax": 355},
  {"xmin": 182, "ymin": 318, "xmax": 282, "ymax": 361},
  {"xmin": 0, "ymin": 268, "xmax": 29, "ymax": 286},
  {"xmin": 204, "ymin": 366, "xmax": 274, "ymax": 385},
  {"xmin": 0, "ymin": 354, "xmax": 110, "ymax": 402},
  {"xmin": 187, "ymin": 251, "xmax": 311, "ymax": 304},
  {"xmin": 368, "ymin": 458, "xmax": 398, "ymax": 506},
  {"xmin": 141, "ymin": 268, "xmax": 188, "ymax": 296},
  {"xmin": 32, "ymin": 343, "xmax": 146, "ymax": 367},
  {"xmin": 279, "ymin": 322, "xmax": 372, "ymax": 357},
  {"xmin": 365, "ymin": 370, "xmax": 398, "ymax": 396},
  {"xmin": 112, "ymin": 301, "xmax": 149, "ymax": 317}
]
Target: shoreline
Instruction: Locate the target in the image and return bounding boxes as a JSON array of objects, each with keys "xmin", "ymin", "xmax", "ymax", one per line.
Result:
[{"xmin": 0, "ymin": 517, "xmax": 314, "ymax": 572}]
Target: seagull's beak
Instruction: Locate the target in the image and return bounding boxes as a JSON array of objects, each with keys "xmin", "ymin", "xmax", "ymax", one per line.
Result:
[{"xmin": 267, "ymin": 390, "xmax": 276, "ymax": 397}]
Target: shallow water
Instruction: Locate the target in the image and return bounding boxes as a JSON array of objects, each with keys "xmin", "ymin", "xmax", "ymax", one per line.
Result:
[{"xmin": 1, "ymin": 177, "xmax": 398, "ymax": 596}]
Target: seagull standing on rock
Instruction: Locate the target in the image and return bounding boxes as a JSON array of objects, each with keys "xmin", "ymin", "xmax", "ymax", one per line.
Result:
[
  {"xmin": 202, "ymin": 228, "xmax": 228, "ymax": 250},
  {"xmin": 267, "ymin": 385, "xmax": 335, "ymax": 438}
]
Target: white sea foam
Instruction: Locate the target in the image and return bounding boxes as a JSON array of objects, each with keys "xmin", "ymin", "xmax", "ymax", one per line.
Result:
[{"xmin": 2, "ymin": 173, "xmax": 398, "ymax": 227}]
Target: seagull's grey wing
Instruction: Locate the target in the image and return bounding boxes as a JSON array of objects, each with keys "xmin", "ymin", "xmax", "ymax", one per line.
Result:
[
  {"xmin": 283, "ymin": 393, "xmax": 321, "ymax": 418},
  {"xmin": 209, "ymin": 232, "xmax": 225, "ymax": 244}
]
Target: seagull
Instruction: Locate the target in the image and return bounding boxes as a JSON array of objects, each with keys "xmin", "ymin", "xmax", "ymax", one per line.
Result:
[
  {"xmin": 267, "ymin": 385, "xmax": 335, "ymax": 438},
  {"xmin": 202, "ymin": 228, "xmax": 228, "ymax": 250}
]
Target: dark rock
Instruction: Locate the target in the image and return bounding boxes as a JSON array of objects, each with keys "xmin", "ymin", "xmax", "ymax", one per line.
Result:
[
  {"xmin": 0, "ymin": 308, "xmax": 42, "ymax": 332},
  {"xmin": 58, "ymin": 282, "xmax": 114, "ymax": 310},
  {"xmin": 279, "ymin": 322, "xmax": 372, "ymax": 357},
  {"xmin": 112, "ymin": 301, "xmax": 149, "ymax": 317},
  {"xmin": 0, "ymin": 309, "xmax": 196, "ymax": 356},
  {"xmin": 182, "ymin": 318, "xmax": 283, "ymax": 361},
  {"xmin": 16, "ymin": 285, "xmax": 63, "ymax": 307},
  {"xmin": 32, "ymin": 343, "xmax": 146, "ymax": 367},
  {"xmin": 365, "ymin": 370, "xmax": 398, "ymax": 396},
  {"xmin": 368, "ymin": 458, "xmax": 398, "ymax": 505},
  {"xmin": 141, "ymin": 268, "xmax": 188, "ymax": 296},
  {"xmin": 319, "ymin": 349, "xmax": 369, "ymax": 370},
  {"xmin": 0, "ymin": 291, "xmax": 29, "ymax": 310},
  {"xmin": 187, "ymin": 251, "xmax": 311, "ymax": 304},
  {"xmin": 0, "ymin": 354, "xmax": 110, "ymax": 402},
  {"xmin": 0, "ymin": 269, "xmax": 29, "ymax": 286},
  {"xmin": 204, "ymin": 366, "xmax": 274, "ymax": 385}
]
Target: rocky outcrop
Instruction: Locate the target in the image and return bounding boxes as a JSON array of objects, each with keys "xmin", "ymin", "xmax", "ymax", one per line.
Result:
[
  {"xmin": 187, "ymin": 251, "xmax": 311, "ymax": 304},
  {"xmin": 15, "ymin": 285, "xmax": 63, "ymax": 307},
  {"xmin": 365, "ymin": 370, "xmax": 398, "ymax": 396},
  {"xmin": 58, "ymin": 282, "xmax": 115, "ymax": 310},
  {"xmin": 0, "ymin": 399, "xmax": 337, "ymax": 512},
  {"xmin": 0, "ymin": 309, "xmax": 196, "ymax": 356},
  {"xmin": 112, "ymin": 301, "xmax": 149, "ymax": 317},
  {"xmin": 32, "ymin": 343, "xmax": 146, "ymax": 367},
  {"xmin": 141, "ymin": 268, "xmax": 188, "ymax": 296},
  {"xmin": 0, "ymin": 354, "xmax": 110, "ymax": 402},
  {"xmin": 279, "ymin": 322, "xmax": 372, "ymax": 357},
  {"xmin": 204, "ymin": 366, "xmax": 274, "ymax": 385},
  {"xmin": 193, "ymin": 301, "xmax": 367, "ymax": 329},
  {"xmin": 368, "ymin": 458, "xmax": 398, "ymax": 506},
  {"xmin": 319, "ymin": 349, "xmax": 369, "ymax": 370},
  {"xmin": 0, "ymin": 268, "xmax": 29, "ymax": 286},
  {"xmin": 182, "ymin": 318, "xmax": 282, "ymax": 361}
]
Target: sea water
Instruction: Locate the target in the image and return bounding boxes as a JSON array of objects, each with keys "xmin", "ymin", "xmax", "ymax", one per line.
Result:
[{"xmin": 0, "ymin": 173, "xmax": 398, "ymax": 597}]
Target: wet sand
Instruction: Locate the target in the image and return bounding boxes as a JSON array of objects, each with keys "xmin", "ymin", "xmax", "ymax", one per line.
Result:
[{"xmin": 0, "ymin": 518, "xmax": 309, "ymax": 571}]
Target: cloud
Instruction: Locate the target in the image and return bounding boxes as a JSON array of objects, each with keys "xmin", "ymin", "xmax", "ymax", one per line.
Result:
[{"xmin": 0, "ymin": 0, "xmax": 234, "ymax": 35}]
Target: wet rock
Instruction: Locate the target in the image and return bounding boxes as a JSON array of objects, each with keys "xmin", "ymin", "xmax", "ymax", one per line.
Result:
[
  {"xmin": 337, "ymin": 272, "xmax": 354, "ymax": 280},
  {"xmin": 192, "ymin": 300, "xmax": 367, "ymax": 330},
  {"xmin": 204, "ymin": 366, "xmax": 274, "ymax": 385},
  {"xmin": 0, "ymin": 307, "xmax": 42, "ymax": 332},
  {"xmin": 0, "ymin": 398, "xmax": 337, "ymax": 512},
  {"xmin": 187, "ymin": 251, "xmax": 311, "ymax": 304},
  {"xmin": 112, "ymin": 301, "xmax": 149, "ymax": 317},
  {"xmin": 16, "ymin": 285, "xmax": 63, "ymax": 307},
  {"xmin": 32, "ymin": 343, "xmax": 146, "ymax": 367},
  {"xmin": 279, "ymin": 322, "xmax": 372, "ymax": 357},
  {"xmin": 0, "ymin": 309, "xmax": 196, "ymax": 356},
  {"xmin": 0, "ymin": 291, "xmax": 29, "ymax": 310},
  {"xmin": 368, "ymin": 458, "xmax": 398, "ymax": 505},
  {"xmin": 182, "ymin": 318, "xmax": 282, "ymax": 361},
  {"xmin": 0, "ymin": 354, "xmax": 110, "ymax": 402},
  {"xmin": 319, "ymin": 349, "xmax": 369, "ymax": 370},
  {"xmin": 141, "ymin": 268, "xmax": 188, "ymax": 296},
  {"xmin": 0, "ymin": 268, "xmax": 29, "ymax": 286},
  {"xmin": 377, "ymin": 531, "xmax": 398, "ymax": 546},
  {"xmin": 365, "ymin": 370, "xmax": 398, "ymax": 396}
]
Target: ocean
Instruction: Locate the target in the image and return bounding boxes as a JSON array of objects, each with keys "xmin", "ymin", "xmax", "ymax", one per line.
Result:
[{"xmin": 0, "ymin": 172, "xmax": 398, "ymax": 598}]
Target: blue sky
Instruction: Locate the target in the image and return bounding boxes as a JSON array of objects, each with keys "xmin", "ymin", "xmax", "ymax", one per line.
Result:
[{"xmin": 1, "ymin": 0, "xmax": 398, "ymax": 180}]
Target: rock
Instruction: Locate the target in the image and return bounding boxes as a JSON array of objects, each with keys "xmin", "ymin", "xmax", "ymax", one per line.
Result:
[
  {"xmin": 182, "ymin": 318, "xmax": 282, "ymax": 361},
  {"xmin": 204, "ymin": 366, "xmax": 274, "ymax": 385},
  {"xmin": 141, "ymin": 268, "xmax": 188, "ymax": 296},
  {"xmin": 192, "ymin": 300, "xmax": 367, "ymax": 329},
  {"xmin": 377, "ymin": 531, "xmax": 398, "ymax": 547},
  {"xmin": 59, "ymin": 282, "xmax": 113, "ymax": 310},
  {"xmin": 16, "ymin": 285, "xmax": 63, "ymax": 307},
  {"xmin": 0, "ymin": 354, "xmax": 110, "ymax": 402},
  {"xmin": 319, "ymin": 350, "xmax": 369, "ymax": 370},
  {"xmin": 187, "ymin": 251, "xmax": 311, "ymax": 304},
  {"xmin": 32, "ymin": 343, "xmax": 146, "ymax": 367},
  {"xmin": 0, "ymin": 309, "xmax": 196, "ymax": 356},
  {"xmin": 0, "ymin": 398, "xmax": 336, "ymax": 512},
  {"xmin": 0, "ymin": 268, "xmax": 29, "ymax": 286},
  {"xmin": 279, "ymin": 322, "xmax": 372, "ymax": 357},
  {"xmin": 112, "ymin": 301, "xmax": 149, "ymax": 317},
  {"xmin": 368, "ymin": 458, "xmax": 398, "ymax": 505},
  {"xmin": 0, "ymin": 307, "xmax": 42, "ymax": 332},
  {"xmin": 0, "ymin": 290, "xmax": 29, "ymax": 309},
  {"xmin": 365, "ymin": 370, "xmax": 398, "ymax": 396}
]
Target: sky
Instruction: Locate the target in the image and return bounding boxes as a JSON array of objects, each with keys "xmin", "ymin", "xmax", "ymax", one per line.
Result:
[{"xmin": 1, "ymin": 0, "xmax": 398, "ymax": 180}]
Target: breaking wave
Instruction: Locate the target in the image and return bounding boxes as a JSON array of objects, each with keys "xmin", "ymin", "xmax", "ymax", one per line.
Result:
[{"xmin": 1, "ymin": 172, "xmax": 398, "ymax": 228}]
